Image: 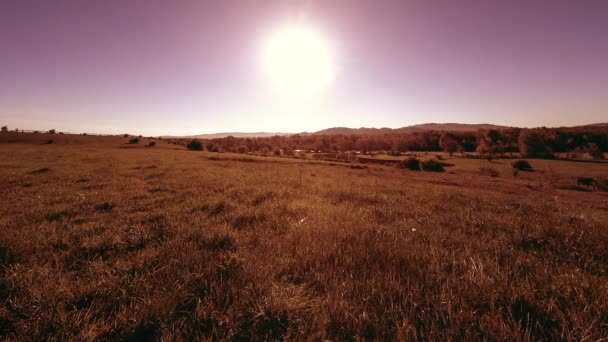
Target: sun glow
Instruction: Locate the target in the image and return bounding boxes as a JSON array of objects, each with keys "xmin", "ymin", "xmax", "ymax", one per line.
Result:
[{"xmin": 262, "ymin": 25, "xmax": 336, "ymax": 99}]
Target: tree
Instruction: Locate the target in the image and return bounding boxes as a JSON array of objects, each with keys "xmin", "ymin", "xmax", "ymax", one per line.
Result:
[
  {"xmin": 518, "ymin": 130, "xmax": 553, "ymax": 158},
  {"xmin": 476, "ymin": 130, "xmax": 502, "ymax": 157},
  {"xmin": 48, "ymin": 129, "xmax": 56, "ymax": 134},
  {"xmin": 1, "ymin": 125, "xmax": 7, "ymax": 132},
  {"xmin": 187, "ymin": 140, "xmax": 203, "ymax": 151},
  {"xmin": 439, "ymin": 133, "xmax": 462, "ymax": 156},
  {"xmin": 587, "ymin": 143, "xmax": 604, "ymax": 160}
]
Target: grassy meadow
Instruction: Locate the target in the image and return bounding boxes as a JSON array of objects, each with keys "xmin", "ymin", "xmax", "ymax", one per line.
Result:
[{"xmin": 1, "ymin": 133, "xmax": 607, "ymax": 340}]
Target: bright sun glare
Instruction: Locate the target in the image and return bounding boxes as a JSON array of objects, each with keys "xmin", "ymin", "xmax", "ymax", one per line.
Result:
[{"xmin": 262, "ymin": 25, "xmax": 335, "ymax": 99}]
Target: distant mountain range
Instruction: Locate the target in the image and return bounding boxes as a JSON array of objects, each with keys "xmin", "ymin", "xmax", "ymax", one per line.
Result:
[
  {"xmin": 314, "ymin": 123, "xmax": 510, "ymax": 135},
  {"xmin": 164, "ymin": 132, "xmax": 293, "ymax": 139},
  {"xmin": 166, "ymin": 122, "xmax": 607, "ymax": 139}
]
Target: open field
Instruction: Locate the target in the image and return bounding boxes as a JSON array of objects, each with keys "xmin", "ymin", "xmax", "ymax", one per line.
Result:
[{"xmin": 1, "ymin": 134, "xmax": 607, "ymax": 340}]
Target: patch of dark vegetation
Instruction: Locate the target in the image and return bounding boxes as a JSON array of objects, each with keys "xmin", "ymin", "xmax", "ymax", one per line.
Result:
[
  {"xmin": 192, "ymin": 201, "xmax": 232, "ymax": 217},
  {"xmin": 82, "ymin": 184, "xmax": 104, "ymax": 190},
  {"xmin": 596, "ymin": 177, "xmax": 608, "ymax": 192},
  {"xmin": 234, "ymin": 305, "xmax": 289, "ymax": 341},
  {"xmin": 101, "ymin": 319, "xmax": 162, "ymax": 342},
  {"xmin": 479, "ymin": 167, "xmax": 500, "ymax": 177},
  {"xmin": 512, "ymin": 159, "xmax": 533, "ymax": 171},
  {"xmin": 252, "ymin": 191, "xmax": 275, "ymax": 206},
  {"xmin": 128, "ymin": 138, "xmax": 139, "ymax": 144},
  {"xmin": 350, "ymin": 164, "xmax": 367, "ymax": 169},
  {"xmin": 421, "ymin": 159, "xmax": 445, "ymax": 172},
  {"xmin": 94, "ymin": 202, "xmax": 114, "ymax": 212},
  {"xmin": 30, "ymin": 167, "xmax": 50, "ymax": 174},
  {"xmin": 576, "ymin": 177, "xmax": 595, "ymax": 190},
  {"xmin": 52, "ymin": 240, "xmax": 70, "ymax": 251},
  {"xmin": 232, "ymin": 213, "xmax": 267, "ymax": 230},
  {"xmin": 187, "ymin": 140, "xmax": 203, "ymax": 151},
  {"xmin": 44, "ymin": 139, "xmax": 53, "ymax": 145},
  {"xmin": 505, "ymin": 296, "xmax": 562, "ymax": 339},
  {"xmin": 146, "ymin": 141, "xmax": 156, "ymax": 147},
  {"xmin": 21, "ymin": 183, "xmax": 32, "ymax": 188},
  {"xmin": 65, "ymin": 293, "xmax": 94, "ymax": 312},
  {"xmin": 141, "ymin": 214, "xmax": 172, "ymax": 241},
  {"xmin": 45, "ymin": 210, "xmax": 73, "ymax": 222},
  {"xmin": 144, "ymin": 173, "xmax": 163, "ymax": 180},
  {"xmin": 72, "ymin": 218, "xmax": 87, "ymax": 225},
  {"xmin": 75, "ymin": 178, "xmax": 89, "ymax": 183},
  {"xmin": 143, "ymin": 165, "xmax": 157, "ymax": 169},
  {"xmin": 148, "ymin": 187, "xmax": 169, "ymax": 193},
  {"xmin": 0, "ymin": 246, "xmax": 16, "ymax": 268},
  {"xmin": 399, "ymin": 157, "xmax": 421, "ymax": 171},
  {"xmin": 201, "ymin": 232, "xmax": 237, "ymax": 251}
]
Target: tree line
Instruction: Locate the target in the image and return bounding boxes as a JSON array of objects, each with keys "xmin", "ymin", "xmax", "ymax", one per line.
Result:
[{"xmin": 172, "ymin": 126, "xmax": 607, "ymax": 159}]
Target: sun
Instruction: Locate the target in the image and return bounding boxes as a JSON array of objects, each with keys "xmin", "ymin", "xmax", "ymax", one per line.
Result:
[{"xmin": 262, "ymin": 25, "xmax": 336, "ymax": 99}]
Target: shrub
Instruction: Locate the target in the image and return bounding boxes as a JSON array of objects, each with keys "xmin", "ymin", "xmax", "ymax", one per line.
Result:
[
  {"xmin": 45, "ymin": 139, "xmax": 54, "ymax": 145},
  {"xmin": 1, "ymin": 125, "xmax": 7, "ymax": 132},
  {"xmin": 48, "ymin": 129, "xmax": 56, "ymax": 134},
  {"xmin": 400, "ymin": 157, "xmax": 421, "ymax": 171},
  {"xmin": 236, "ymin": 146, "xmax": 249, "ymax": 154},
  {"xmin": 512, "ymin": 160, "xmax": 533, "ymax": 171},
  {"xmin": 187, "ymin": 140, "xmax": 203, "ymax": 151},
  {"xmin": 123, "ymin": 134, "xmax": 129, "ymax": 138},
  {"xmin": 479, "ymin": 167, "xmax": 499, "ymax": 177},
  {"xmin": 421, "ymin": 159, "xmax": 445, "ymax": 172},
  {"xmin": 147, "ymin": 141, "xmax": 156, "ymax": 147},
  {"xmin": 129, "ymin": 138, "xmax": 139, "ymax": 144}
]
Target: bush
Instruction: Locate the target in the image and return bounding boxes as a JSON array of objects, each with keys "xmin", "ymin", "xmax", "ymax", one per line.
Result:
[
  {"xmin": 187, "ymin": 140, "xmax": 203, "ymax": 151},
  {"xmin": 512, "ymin": 160, "xmax": 533, "ymax": 171},
  {"xmin": 236, "ymin": 146, "xmax": 249, "ymax": 154},
  {"xmin": 147, "ymin": 141, "xmax": 156, "ymax": 147},
  {"xmin": 129, "ymin": 138, "xmax": 139, "ymax": 144},
  {"xmin": 1, "ymin": 125, "xmax": 7, "ymax": 132},
  {"xmin": 400, "ymin": 157, "xmax": 421, "ymax": 171},
  {"xmin": 45, "ymin": 139, "xmax": 53, "ymax": 145},
  {"xmin": 48, "ymin": 129, "xmax": 56, "ymax": 134},
  {"xmin": 479, "ymin": 167, "xmax": 499, "ymax": 177},
  {"xmin": 421, "ymin": 159, "xmax": 445, "ymax": 172}
]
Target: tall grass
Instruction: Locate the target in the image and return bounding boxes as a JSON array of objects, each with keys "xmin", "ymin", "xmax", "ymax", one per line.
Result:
[{"xmin": 0, "ymin": 143, "xmax": 607, "ymax": 340}]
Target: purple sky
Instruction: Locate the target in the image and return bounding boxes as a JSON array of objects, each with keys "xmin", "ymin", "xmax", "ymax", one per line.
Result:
[{"xmin": 1, "ymin": 0, "xmax": 607, "ymax": 135}]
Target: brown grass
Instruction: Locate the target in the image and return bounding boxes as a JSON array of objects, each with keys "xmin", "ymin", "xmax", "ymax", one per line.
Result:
[{"xmin": 0, "ymin": 135, "xmax": 607, "ymax": 340}]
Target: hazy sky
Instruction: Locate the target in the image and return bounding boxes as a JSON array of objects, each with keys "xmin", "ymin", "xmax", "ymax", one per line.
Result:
[{"xmin": 1, "ymin": 0, "xmax": 607, "ymax": 135}]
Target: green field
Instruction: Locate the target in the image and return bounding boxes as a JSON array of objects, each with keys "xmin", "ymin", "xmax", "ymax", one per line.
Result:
[{"xmin": 1, "ymin": 134, "xmax": 607, "ymax": 340}]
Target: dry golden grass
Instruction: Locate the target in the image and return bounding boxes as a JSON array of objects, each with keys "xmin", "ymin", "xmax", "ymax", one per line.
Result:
[{"xmin": 1, "ymin": 134, "xmax": 607, "ymax": 340}]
